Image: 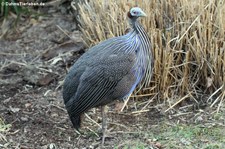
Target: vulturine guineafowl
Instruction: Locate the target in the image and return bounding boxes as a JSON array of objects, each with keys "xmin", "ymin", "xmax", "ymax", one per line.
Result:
[{"xmin": 63, "ymin": 7, "xmax": 153, "ymax": 144}]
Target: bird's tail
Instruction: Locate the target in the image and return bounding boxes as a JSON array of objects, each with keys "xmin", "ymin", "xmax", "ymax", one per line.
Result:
[{"xmin": 70, "ymin": 116, "xmax": 81, "ymax": 130}]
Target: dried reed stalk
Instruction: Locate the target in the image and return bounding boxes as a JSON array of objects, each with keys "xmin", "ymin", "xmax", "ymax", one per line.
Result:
[{"xmin": 73, "ymin": 0, "xmax": 225, "ymax": 111}]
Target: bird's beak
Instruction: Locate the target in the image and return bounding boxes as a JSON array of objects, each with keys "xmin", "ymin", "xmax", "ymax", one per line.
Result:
[{"xmin": 139, "ymin": 10, "xmax": 147, "ymax": 17}]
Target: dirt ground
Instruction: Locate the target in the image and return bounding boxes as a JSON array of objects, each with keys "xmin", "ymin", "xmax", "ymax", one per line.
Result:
[{"xmin": 0, "ymin": 4, "xmax": 225, "ymax": 149}]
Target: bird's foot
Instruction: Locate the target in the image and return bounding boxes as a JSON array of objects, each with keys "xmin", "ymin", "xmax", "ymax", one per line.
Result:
[{"xmin": 100, "ymin": 128, "xmax": 114, "ymax": 146}]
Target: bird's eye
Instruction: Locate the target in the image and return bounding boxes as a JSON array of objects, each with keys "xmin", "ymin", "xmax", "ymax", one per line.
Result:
[{"xmin": 133, "ymin": 11, "xmax": 137, "ymax": 14}]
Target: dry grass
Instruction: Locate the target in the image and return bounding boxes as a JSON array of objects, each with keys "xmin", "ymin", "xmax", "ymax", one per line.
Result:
[{"xmin": 74, "ymin": 0, "xmax": 225, "ymax": 111}]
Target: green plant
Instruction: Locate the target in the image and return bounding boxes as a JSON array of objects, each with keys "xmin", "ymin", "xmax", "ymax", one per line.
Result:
[{"xmin": 1, "ymin": 0, "xmax": 20, "ymax": 18}]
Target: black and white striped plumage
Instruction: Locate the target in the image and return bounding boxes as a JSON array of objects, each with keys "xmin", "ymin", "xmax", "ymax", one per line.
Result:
[{"xmin": 63, "ymin": 7, "xmax": 153, "ymax": 130}]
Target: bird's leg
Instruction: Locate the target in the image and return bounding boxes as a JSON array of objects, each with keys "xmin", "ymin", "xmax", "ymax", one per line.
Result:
[{"xmin": 101, "ymin": 105, "xmax": 107, "ymax": 146}]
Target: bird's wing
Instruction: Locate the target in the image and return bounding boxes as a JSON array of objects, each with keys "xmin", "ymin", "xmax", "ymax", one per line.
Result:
[
  {"xmin": 64, "ymin": 53, "xmax": 136, "ymax": 117},
  {"xmin": 63, "ymin": 66, "xmax": 86, "ymax": 104},
  {"xmin": 63, "ymin": 37, "xmax": 130, "ymax": 105}
]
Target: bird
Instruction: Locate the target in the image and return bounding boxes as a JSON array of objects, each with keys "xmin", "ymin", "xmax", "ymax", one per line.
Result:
[{"xmin": 63, "ymin": 7, "xmax": 153, "ymax": 145}]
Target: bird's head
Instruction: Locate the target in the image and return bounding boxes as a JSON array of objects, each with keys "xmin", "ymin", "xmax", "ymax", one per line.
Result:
[{"xmin": 127, "ymin": 7, "xmax": 147, "ymax": 19}]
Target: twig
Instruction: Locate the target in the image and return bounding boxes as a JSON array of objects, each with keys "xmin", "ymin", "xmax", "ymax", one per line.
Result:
[
  {"xmin": 56, "ymin": 25, "xmax": 71, "ymax": 39},
  {"xmin": 86, "ymin": 127, "xmax": 99, "ymax": 137},
  {"xmin": 0, "ymin": 52, "xmax": 28, "ymax": 56},
  {"xmin": 108, "ymin": 122, "xmax": 129, "ymax": 130},
  {"xmin": 207, "ymin": 85, "xmax": 224, "ymax": 104},
  {"xmin": 131, "ymin": 109, "xmax": 149, "ymax": 114},
  {"xmin": 130, "ymin": 92, "xmax": 156, "ymax": 97},
  {"xmin": 173, "ymin": 112, "xmax": 193, "ymax": 117},
  {"xmin": 110, "ymin": 131, "xmax": 141, "ymax": 134},
  {"xmin": 50, "ymin": 104, "xmax": 67, "ymax": 112},
  {"xmin": 141, "ymin": 93, "xmax": 158, "ymax": 111},
  {"xmin": 177, "ymin": 2, "xmax": 211, "ymax": 43},
  {"xmin": 216, "ymin": 92, "xmax": 225, "ymax": 113},
  {"xmin": 120, "ymin": 94, "xmax": 131, "ymax": 112},
  {"xmin": 84, "ymin": 113, "xmax": 101, "ymax": 127},
  {"xmin": 165, "ymin": 93, "xmax": 191, "ymax": 112}
]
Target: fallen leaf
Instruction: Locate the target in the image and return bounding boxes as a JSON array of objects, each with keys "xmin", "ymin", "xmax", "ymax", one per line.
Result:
[
  {"xmin": 25, "ymin": 103, "xmax": 32, "ymax": 108},
  {"xmin": 50, "ymin": 57, "xmax": 63, "ymax": 65},
  {"xmin": 9, "ymin": 106, "xmax": 20, "ymax": 113}
]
